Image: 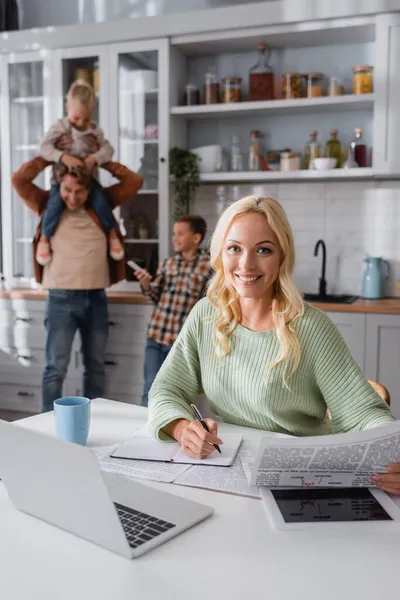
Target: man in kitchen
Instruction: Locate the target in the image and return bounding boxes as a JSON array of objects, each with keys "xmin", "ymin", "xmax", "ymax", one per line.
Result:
[{"xmin": 11, "ymin": 152, "xmax": 143, "ymax": 412}]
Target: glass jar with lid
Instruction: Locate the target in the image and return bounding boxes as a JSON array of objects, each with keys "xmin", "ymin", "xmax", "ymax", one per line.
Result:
[
  {"xmin": 307, "ymin": 73, "xmax": 324, "ymax": 98},
  {"xmin": 281, "ymin": 73, "xmax": 305, "ymax": 99},
  {"xmin": 352, "ymin": 65, "xmax": 373, "ymax": 94},
  {"xmin": 184, "ymin": 83, "xmax": 200, "ymax": 106},
  {"xmin": 204, "ymin": 71, "xmax": 219, "ymax": 104},
  {"xmin": 222, "ymin": 77, "xmax": 242, "ymax": 103}
]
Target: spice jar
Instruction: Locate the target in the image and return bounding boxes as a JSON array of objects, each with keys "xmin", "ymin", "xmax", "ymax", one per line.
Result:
[
  {"xmin": 222, "ymin": 77, "xmax": 242, "ymax": 103},
  {"xmin": 328, "ymin": 76, "xmax": 344, "ymax": 96},
  {"xmin": 352, "ymin": 65, "xmax": 373, "ymax": 94},
  {"xmin": 204, "ymin": 72, "xmax": 219, "ymax": 104},
  {"xmin": 307, "ymin": 73, "xmax": 324, "ymax": 98},
  {"xmin": 184, "ymin": 83, "xmax": 200, "ymax": 106},
  {"xmin": 281, "ymin": 73, "xmax": 305, "ymax": 99},
  {"xmin": 280, "ymin": 151, "xmax": 301, "ymax": 172}
]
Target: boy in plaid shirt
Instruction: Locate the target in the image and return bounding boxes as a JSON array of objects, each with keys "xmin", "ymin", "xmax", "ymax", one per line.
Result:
[{"xmin": 135, "ymin": 215, "xmax": 211, "ymax": 407}]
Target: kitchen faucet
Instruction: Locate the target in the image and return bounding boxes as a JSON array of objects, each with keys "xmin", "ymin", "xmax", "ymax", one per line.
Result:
[{"xmin": 314, "ymin": 239, "xmax": 327, "ymax": 297}]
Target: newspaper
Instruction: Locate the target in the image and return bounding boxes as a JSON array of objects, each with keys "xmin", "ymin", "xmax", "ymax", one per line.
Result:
[{"xmin": 250, "ymin": 421, "xmax": 400, "ymax": 488}]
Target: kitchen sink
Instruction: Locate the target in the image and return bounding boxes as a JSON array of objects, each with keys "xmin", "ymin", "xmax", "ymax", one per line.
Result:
[{"xmin": 303, "ymin": 293, "xmax": 358, "ymax": 304}]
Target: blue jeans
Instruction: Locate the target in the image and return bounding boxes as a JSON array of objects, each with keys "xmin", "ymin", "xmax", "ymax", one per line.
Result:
[
  {"xmin": 42, "ymin": 289, "xmax": 109, "ymax": 412},
  {"xmin": 41, "ymin": 181, "xmax": 116, "ymax": 237},
  {"xmin": 141, "ymin": 337, "xmax": 172, "ymax": 407}
]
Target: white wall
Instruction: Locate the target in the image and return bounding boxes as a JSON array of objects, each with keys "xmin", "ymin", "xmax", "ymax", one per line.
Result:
[
  {"xmin": 16, "ymin": 0, "xmax": 266, "ymax": 29},
  {"xmin": 192, "ymin": 180, "xmax": 400, "ymax": 297}
]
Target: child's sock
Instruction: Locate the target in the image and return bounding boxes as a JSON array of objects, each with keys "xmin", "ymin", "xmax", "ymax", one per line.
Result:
[
  {"xmin": 109, "ymin": 230, "xmax": 125, "ymax": 261},
  {"xmin": 36, "ymin": 235, "xmax": 52, "ymax": 266}
]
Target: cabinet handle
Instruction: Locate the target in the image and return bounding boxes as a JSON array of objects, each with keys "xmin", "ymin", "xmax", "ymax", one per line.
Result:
[
  {"xmin": 104, "ymin": 360, "xmax": 117, "ymax": 366},
  {"xmin": 15, "ymin": 317, "xmax": 33, "ymax": 323},
  {"xmin": 17, "ymin": 391, "xmax": 35, "ymax": 397},
  {"xmin": 108, "ymin": 321, "xmax": 118, "ymax": 326},
  {"xmin": 13, "ymin": 353, "xmax": 32, "ymax": 361}
]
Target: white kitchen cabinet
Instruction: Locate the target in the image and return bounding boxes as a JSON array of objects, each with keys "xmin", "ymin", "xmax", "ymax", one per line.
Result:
[
  {"xmin": 373, "ymin": 13, "xmax": 400, "ymax": 175},
  {"xmin": 326, "ymin": 312, "xmax": 366, "ymax": 371},
  {"xmin": 365, "ymin": 314, "xmax": 400, "ymax": 419}
]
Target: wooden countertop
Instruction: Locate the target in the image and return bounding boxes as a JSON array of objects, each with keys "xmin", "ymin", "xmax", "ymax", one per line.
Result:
[
  {"xmin": 0, "ymin": 289, "xmax": 151, "ymax": 305},
  {"xmin": 1, "ymin": 290, "xmax": 400, "ymax": 313}
]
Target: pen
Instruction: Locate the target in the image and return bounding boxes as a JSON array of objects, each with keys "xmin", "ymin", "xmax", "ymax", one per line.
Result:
[{"xmin": 190, "ymin": 403, "xmax": 221, "ymax": 454}]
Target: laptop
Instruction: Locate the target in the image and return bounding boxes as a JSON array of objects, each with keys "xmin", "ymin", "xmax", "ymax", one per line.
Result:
[{"xmin": 0, "ymin": 420, "xmax": 213, "ymax": 559}]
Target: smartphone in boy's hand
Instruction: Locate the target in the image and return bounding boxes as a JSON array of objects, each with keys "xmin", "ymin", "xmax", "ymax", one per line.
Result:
[
  {"xmin": 127, "ymin": 260, "xmax": 145, "ymax": 274},
  {"xmin": 127, "ymin": 260, "xmax": 152, "ymax": 289}
]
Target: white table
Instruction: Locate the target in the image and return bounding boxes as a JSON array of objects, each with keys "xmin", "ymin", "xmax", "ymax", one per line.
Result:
[{"xmin": 1, "ymin": 398, "xmax": 399, "ymax": 600}]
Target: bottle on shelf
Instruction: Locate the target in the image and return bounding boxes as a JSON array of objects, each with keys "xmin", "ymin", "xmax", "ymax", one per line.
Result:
[
  {"xmin": 248, "ymin": 43, "xmax": 275, "ymax": 101},
  {"xmin": 230, "ymin": 135, "xmax": 243, "ymax": 172},
  {"xmin": 216, "ymin": 186, "xmax": 229, "ymax": 216},
  {"xmin": 350, "ymin": 128, "xmax": 367, "ymax": 167},
  {"xmin": 324, "ymin": 129, "xmax": 343, "ymax": 168},
  {"xmin": 303, "ymin": 130, "xmax": 321, "ymax": 170},
  {"xmin": 248, "ymin": 130, "xmax": 261, "ymax": 171},
  {"xmin": 342, "ymin": 146, "xmax": 359, "ymax": 169}
]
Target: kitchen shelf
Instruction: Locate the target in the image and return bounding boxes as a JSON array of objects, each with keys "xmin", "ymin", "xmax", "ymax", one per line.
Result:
[
  {"xmin": 136, "ymin": 189, "xmax": 158, "ymax": 195},
  {"xmin": 199, "ymin": 168, "xmax": 375, "ymax": 183},
  {"xmin": 125, "ymin": 238, "xmax": 159, "ymax": 244},
  {"xmin": 14, "ymin": 144, "xmax": 40, "ymax": 151},
  {"xmin": 120, "ymin": 137, "xmax": 158, "ymax": 144},
  {"xmin": 11, "ymin": 96, "xmax": 43, "ymax": 104},
  {"xmin": 171, "ymin": 94, "xmax": 375, "ymax": 119},
  {"xmin": 120, "ymin": 88, "xmax": 158, "ymax": 96}
]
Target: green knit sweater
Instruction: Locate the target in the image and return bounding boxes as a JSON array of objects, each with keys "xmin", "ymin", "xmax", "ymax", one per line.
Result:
[{"xmin": 147, "ymin": 298, "xmax": 394, "ymax": 440}]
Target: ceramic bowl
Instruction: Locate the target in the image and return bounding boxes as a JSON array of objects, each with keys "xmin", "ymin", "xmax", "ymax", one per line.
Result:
[{"xmin": 313, "ymin": 157, "xmax": 337, "ymax": 170}]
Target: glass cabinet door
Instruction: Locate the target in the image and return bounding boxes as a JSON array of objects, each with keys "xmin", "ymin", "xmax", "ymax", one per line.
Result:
[
  {"xmin": 6, "ymin": 58, "xmax": 48, "ymax": 284},
  {"xmin": 109, "ymin": 40, "xmax": 169, "ymax": 288}
]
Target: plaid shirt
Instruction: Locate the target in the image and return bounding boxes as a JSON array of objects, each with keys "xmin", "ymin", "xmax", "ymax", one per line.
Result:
[{"xmin": 143, "ymin": 250, "xmax": 212, "ymax": 347}]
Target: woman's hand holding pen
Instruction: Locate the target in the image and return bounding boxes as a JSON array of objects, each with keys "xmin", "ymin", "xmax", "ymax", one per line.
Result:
[
  {"xmin": 175, "ymin": 418, "xmax": 222, "ymax": 460},
  {"xmin": 134, "ymin": 269, "xmax": 152, "ymax": 291}
]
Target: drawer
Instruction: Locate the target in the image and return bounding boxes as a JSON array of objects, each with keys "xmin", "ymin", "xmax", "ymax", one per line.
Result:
[
  {"xmin": 12, "ymin": 324, "xmax": 47, "ymax": 349},
  {"xmin": 107, "ymin": 316, "xmax": 148, "ymax": 345},
  {"xmin": 0, "ymin": 381, "xmax": 41, "ymax": 413},
  {"xmin": 0, "ymin": 309, "xmax": 12, "ymax": 328},
  {"xmin": 0, "ymin": 326, "xmax": 12, "ymax": 347},
  {"xmin": 104, "ymin": 379, "xmax": 143, "ymax": 398},
  {"xmin": 103, "ymin": 356, "xmax": 144, "ymax": 385},
  {"xmin": 108, "ymin": 304, "xmax": 153, "ymax": 319},
  {"xmin": 0, "ymin": 346, "xmax": 44, "ymax": 369},
  {"xmin": 10, "ymin": 298, "xmax": 46, "ymax": 316}
]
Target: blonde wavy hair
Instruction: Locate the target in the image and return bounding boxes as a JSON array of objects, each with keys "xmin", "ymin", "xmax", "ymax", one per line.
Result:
[
  {"xmin": 67, "ymin": 79, "xmax": 96, "ymax": 110},
  {"xmin": 207, "ymin": 195, "xmax": 305, "ymax": 386}
]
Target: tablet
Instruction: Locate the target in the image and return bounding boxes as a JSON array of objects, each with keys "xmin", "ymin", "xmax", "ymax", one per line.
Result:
[{"xmin": 261, "ymin": 487, "xmax": 400, "ymax": 531}]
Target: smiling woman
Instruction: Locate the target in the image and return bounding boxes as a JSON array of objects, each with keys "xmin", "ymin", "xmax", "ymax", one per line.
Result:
[{"xmin": 146, "ymin": 194, "xmax": 400, "ymax": 494}]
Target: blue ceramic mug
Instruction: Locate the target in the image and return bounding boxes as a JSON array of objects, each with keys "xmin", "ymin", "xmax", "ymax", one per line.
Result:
[{"xmin": 53, "ymin": 396, "xmax": 91, "ymax": 445}]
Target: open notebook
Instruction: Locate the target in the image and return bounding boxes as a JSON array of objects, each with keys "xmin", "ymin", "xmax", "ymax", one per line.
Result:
[{"xmin": 110, "ymin": 429, "xmax": 243, "ymax": 466}]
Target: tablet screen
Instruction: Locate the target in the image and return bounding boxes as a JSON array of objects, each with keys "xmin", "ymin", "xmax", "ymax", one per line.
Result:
[{"xmin": 270, "ymin": 488, "xmax": 392, "ymax": 523}]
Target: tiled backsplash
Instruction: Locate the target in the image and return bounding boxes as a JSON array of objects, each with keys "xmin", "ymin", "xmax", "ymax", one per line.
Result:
[{"xmin": 192, "ymin": 180, "xmax": 400, "ymax": 297}]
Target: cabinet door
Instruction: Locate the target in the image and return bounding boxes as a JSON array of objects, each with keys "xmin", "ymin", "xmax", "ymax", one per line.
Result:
[
  {"xmin": 52, "ymin": 45, "xmax": 110, "ymax": 182},
  {"xmin": 0, "ymin": 52, "xmax": 52, "ymax": 287},
  {"xmin": 326, "ymin": 312, "xmax": 366, "ymax": 371},
  {"xmin": 365, "ymin": 315, "xmax": 400, "ymax": 419},
  {"xmin": 108, "ymin": 39, "xmax": 170, "ymax": 289},
  {"xmin": 374, "ymin": 13, "xmax": 400, "ymax": 174}
]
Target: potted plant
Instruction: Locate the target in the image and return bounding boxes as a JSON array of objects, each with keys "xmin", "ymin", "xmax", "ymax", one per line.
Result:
[{"xmin": 169, "ymin": 147, "xmax": 200, "ymax": 219}]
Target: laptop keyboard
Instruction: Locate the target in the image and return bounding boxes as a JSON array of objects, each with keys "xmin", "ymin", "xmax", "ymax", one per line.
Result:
[{"xmin": 114, "ymin": 502, "xmax": 176, "ymax": 549}]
